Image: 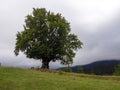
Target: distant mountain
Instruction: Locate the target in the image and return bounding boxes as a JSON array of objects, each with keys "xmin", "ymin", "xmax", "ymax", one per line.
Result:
[{"xmin": 58, "ymin": 60, "xmax": 120, "ymax": 75}]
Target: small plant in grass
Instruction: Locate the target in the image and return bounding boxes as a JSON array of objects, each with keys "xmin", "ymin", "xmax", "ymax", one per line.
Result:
[
  {"xmin": 65, "ymin": 66, "xmax": 72, "ymax": 72},
  {"xmin": 61, "ymin": 58, "xmax": 72, "ymax": 72},
  {"xmin": 114, "ymin": 64, "xmax": 120, "ymax": 76},
  {"xmin": 58, "ymin": 70, "xmax": 64, "ymax": 75},
  {"xmin": 77, "ymin": 67, "xmax": 83, "ymax": 73}
]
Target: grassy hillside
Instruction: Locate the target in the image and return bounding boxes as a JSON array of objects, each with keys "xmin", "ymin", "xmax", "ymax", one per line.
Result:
[{"xmin": 0, "ymin": 67, "xmax": 120, "ymax": 90}]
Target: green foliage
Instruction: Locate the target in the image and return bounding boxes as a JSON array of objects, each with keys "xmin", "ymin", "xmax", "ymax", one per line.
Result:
[
  {"xmin": 58, "ymin": 70, "xmax": 64, "ymax": 75},
  {"xmin": 65, "ymin": 66, "xmax": 72, "ymax": 72},
  {"xmin": 114, "ymin": 64, "xmax": 120, "ymax": 76},
  {"xmin": 59, "ymin": 67, "xmax": 72, "ymax": 72},
  {"xmin": 14, "ymin": 8, "xmax": 83, "ymax": 69},
  {"xmin": 77, "ymin": 67, "xmax": 84, "ymax": 73}
]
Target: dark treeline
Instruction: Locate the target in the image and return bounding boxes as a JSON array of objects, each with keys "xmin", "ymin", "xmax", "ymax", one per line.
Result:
[{"xmin": 58, "ymin": 60, "xmax": 120, "ymax": 75}]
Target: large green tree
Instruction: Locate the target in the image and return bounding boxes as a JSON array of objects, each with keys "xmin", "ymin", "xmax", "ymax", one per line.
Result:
[{"xmin": 14, "ymin": 8, "xmax": 83, "ymax": 69}]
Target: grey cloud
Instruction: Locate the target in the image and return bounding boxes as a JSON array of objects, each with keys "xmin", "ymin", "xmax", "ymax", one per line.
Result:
[
  {"xmin": 0, "ymin": 0, "xmax": 120, "ymax": 68},
  {"xmin": 74, "ymin": 13, "xmax": 120, "ymax": 65}
]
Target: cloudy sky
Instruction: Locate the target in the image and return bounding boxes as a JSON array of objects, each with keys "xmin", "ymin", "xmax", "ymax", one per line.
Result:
[{"xmin": 0, "ymin": 0, "xmax": 120, "ymax": 69}]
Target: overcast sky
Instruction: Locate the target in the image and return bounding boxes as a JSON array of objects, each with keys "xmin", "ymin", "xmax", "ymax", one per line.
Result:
[{"xmin": 0, "ymin": 0, "xmax": 120, "ymax": 69}]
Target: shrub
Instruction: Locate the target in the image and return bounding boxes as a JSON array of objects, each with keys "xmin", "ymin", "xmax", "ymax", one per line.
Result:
[
  {"xmin": 65, "ymin": 67, "xmax": 72, "ymax": 72},
  {"xmin": 77, "ymin": 67, "xmax": 83, "ymax": 73},
  {"xmin": 58, "ymin": 70, "xmax": 64, "ymax": 75},
  {"xmin": 114, "ymin": 64, "xmax": 120, "ymax": 76}
]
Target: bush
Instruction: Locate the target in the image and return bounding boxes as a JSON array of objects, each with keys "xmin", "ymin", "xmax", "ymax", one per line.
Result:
[
  {"xmin": 114, "ymin": 64, "xmax": 120, "ymax": 76},
  {"xmin": 77, "ymin": 67, "xmax": 83, "ymax": 73},
  {"xmin": 58, "ymin": 70, "xmax": 64, "ymax": 75},
  {"xmin": 65, "ymin": 67, "xmax": 72, "ymax": 72}
]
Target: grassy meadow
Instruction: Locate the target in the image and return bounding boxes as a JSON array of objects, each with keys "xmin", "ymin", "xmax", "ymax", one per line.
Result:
[{"xmin": 0, "ymin": 66, "xmax": 120, "ymax": 90}]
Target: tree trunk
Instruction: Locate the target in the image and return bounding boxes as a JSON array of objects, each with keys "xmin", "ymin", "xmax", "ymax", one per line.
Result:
[{"xmin": 41, "ymin": 59, "xmax": 50, "ymax": 69}]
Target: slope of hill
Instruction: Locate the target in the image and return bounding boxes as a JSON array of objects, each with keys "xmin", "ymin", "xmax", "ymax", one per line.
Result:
[
  {"xmin": 0, "ymin": 66, "xmax": 120, "ymax": 90},
  {"xmin": 58, "ymin": 60, "xmax": 120, "ymax": 75}
]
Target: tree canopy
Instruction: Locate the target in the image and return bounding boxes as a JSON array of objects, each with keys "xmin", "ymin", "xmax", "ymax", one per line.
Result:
[{"xmin": 14, "ymin": 8, "xmax": 83, "ymax": 69}]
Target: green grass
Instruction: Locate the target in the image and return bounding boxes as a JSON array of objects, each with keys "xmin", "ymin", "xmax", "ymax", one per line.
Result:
[{"xmin": 0, "ymin": 66, "xmax": 120, "ymax": 90}]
